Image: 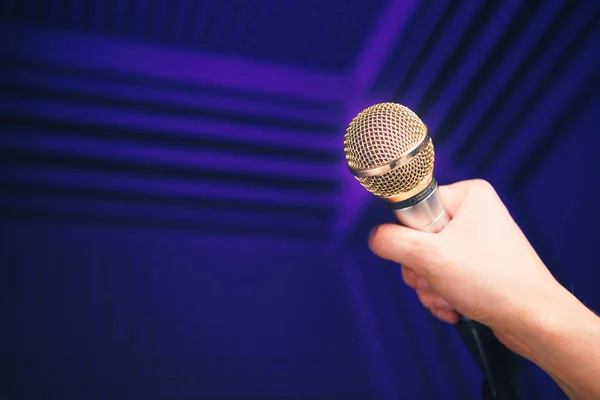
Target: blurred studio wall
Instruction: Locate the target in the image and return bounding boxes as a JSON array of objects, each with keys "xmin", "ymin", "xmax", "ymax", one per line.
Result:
[{"xmin": 1, "ymin": 1, "xmax": 599, "ymax": 399}]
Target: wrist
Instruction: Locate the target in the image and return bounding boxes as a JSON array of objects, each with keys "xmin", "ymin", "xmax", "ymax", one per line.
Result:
[
  {"xmin": 492, "ymin": 280, "xmax": 577, "ymax": 362},
  {"xmin": 526, "ymin": 286, "xmax": 600, "ymax": 398},
  {"xmin": 499, "ymin": 281, "xmax": 600, "ymax": 393},
  {"xmin": 518, "ymin": 284, "xmax": 583, "ymax": 363}
]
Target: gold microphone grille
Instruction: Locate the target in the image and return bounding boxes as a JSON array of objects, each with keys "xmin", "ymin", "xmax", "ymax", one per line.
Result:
[{"xmin": 344, "ymin": 103, "xmax": 435, "ymax": 198}]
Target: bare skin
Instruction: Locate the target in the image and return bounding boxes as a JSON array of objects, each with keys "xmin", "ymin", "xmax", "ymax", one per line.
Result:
[{"xmin": 368, "ymin": 179, "xmax": 600, "ymax": 399}]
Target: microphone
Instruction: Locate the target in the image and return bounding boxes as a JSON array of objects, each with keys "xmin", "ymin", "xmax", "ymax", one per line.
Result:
[
  {"xmin": 344, "ymin": 103, "xmax": 522, "ymax": 400},
  {"xmin": 344, "ymin": 102, "xmax": 446, "ymax": 233}
]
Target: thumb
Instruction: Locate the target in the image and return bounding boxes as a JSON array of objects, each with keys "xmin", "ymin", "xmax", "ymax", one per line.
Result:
[{"xmin": 368, "ymin": 223, "xmax": 442, "ymax": 277}]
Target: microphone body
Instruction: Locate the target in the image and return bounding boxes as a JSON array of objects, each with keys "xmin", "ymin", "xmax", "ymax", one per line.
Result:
[{"xmin": 387, "ymin": 177, "xmax": 448, "ymax": 233}]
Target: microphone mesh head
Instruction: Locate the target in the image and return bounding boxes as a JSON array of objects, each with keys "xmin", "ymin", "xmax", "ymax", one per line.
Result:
[{"xmin": 344, "ymin": 103, "xmax": 434, "ymax": 198}]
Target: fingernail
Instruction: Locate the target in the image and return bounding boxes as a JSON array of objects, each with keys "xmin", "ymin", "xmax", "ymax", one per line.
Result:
[
  {"xmin": 436, "ymin": 310, "xmax": 454, "ymax": 324},
  {"xmin": 416, "ymin": 277, "xmax": 431, "ymax": 291},
  {"xmin": 434, "ymin": 297, "xmax": 452, "ymax": 311}
]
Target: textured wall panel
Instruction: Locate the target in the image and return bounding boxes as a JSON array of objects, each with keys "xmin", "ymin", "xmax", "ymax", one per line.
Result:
[
  {"xmin": 3, "ymin": 1, "xmax": 600, "ymax": 399},
  {"xmin": 2, "ymin": 224, "xmax": 376, "ymax": 399},
  {"xmin": 0, "ymin": 0, "xmax": 385, "ymax": 71},
  {"xmin": 0, "ymin": 24, "xmax": 350, "ymax": 240}
]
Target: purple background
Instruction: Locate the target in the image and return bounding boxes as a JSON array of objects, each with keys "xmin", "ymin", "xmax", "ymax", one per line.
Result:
[{"xmin": 1, "ymin": 1, "xmax": 599, "ymax": 399}]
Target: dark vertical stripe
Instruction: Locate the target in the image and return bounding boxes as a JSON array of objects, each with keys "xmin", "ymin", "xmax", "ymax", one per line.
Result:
[
  {"xmin": 417, "ymin": 1, "xmax": 499, "ymax": 114},
  {"xmin": 393, "ymin": 1, "xmax": 459, "ymax": 104}
]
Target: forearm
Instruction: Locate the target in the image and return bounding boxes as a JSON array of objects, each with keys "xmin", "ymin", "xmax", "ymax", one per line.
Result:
[{"xmin": 509, "ymin": 285, "xmax": 600, "ymax": 399}]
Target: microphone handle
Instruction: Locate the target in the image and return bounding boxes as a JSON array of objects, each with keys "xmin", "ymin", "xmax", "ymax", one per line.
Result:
[
  {"xmin": 388, "ymin": 180, "xmax": 522, "ymax": 400},
  {"xmin": 455, "ymin": 316, "xmax": 523, "ymax": 400}
]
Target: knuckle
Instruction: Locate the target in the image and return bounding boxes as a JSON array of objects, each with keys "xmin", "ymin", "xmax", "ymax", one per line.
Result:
[
  {"xmin": 471, "ymin": 179, "xmax": 495, "ymax": 195},
  {"xmin": 469, "ymin": 179, "xmax": 505, "ymax": 208}
]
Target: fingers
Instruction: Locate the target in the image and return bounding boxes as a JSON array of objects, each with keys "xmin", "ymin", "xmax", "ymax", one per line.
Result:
[
  {"xmin": 416, "ymin": 290, "xmax": 453, "ymax": 311},
  {"xmin": 416, "ymin": 290, "xmax": 459, "ymax": 324},
  {"xmin": 369, "ymin": 224, "xmax": 442, "ymax": 277},
  {"xmin": 435, "ymin": 310, "xmax": 460, "ymax": 324},
  {"xmin": 401, "ymin": 266, "xmax": 431, "ymax": 291},
  {"xmin": 403, "ymin": 266, "xmax": 458, "ymax": 324}
]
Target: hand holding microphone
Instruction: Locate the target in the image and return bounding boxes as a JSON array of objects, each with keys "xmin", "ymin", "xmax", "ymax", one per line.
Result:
[{"xmin": 368, "ymin": 179, "xmax": 561, "ymax": 354}]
